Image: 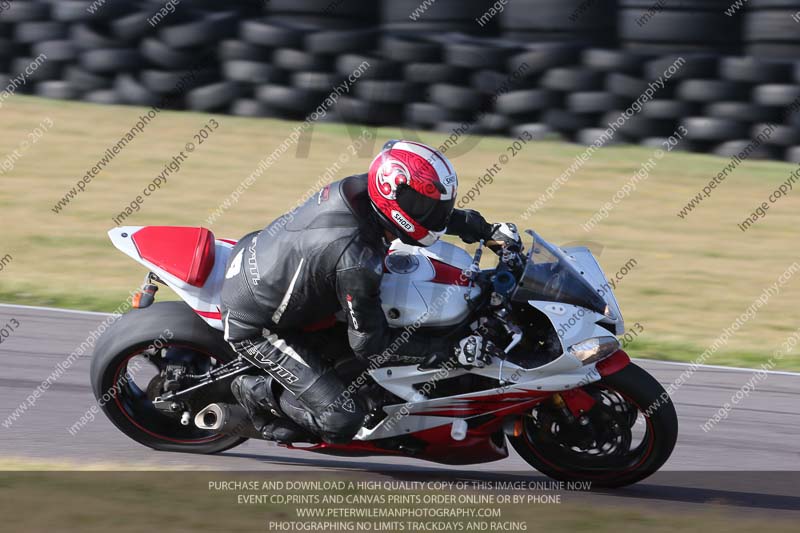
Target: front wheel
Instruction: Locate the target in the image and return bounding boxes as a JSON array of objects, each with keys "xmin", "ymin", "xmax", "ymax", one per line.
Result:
[{"xmin": 509, "ymin": 363, "xmax": 678, "ymax": 488}]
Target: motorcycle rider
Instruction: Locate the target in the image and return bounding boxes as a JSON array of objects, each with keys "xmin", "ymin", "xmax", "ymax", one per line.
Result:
[{"xmin": 220, "ymin": 140, "xmax": 522, "ymax": 445}]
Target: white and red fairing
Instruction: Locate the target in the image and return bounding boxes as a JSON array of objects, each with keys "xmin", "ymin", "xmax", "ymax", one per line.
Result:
[
  {"xmin": 108, "ymin": 226, "xmax": 481, "ymax": 332},
  {"xmin": 109, "ymin": 226, "xmax": 233, "ymax": 330},
  {"xmin": 109, "ymin": 225, "xmax": 630, "ymax": 459}
]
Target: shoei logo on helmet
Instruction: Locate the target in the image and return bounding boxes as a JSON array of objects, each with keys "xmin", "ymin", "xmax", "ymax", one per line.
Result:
[
  {"xmin": 441, "ymin": 173, "xmax": 457, "ymax": 187},
  {"xmin": 376, "ymin": 160, "xmax": 410, "ymax": 200},
  {"xmin": 391, "ymin": 210, "xmax": 414, "ymax": 232}
]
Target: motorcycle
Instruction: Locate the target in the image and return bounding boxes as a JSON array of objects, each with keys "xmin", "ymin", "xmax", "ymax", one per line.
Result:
[{"xmin": 91, "ymin": 225, "xmax": 677, "ymax": 487}]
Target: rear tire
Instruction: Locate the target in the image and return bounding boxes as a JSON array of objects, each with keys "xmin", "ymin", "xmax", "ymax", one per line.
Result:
[
  {"xmin": 509, "ymin": 363, "xmax": 678, "ymax": 488},
  {"xmin": 90, "ymin": 301, "xmax": 247, "ymax": 454}
]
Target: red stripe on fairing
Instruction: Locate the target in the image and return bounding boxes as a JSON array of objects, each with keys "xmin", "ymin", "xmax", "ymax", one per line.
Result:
[
  {"xmin": 468, "ymin": 391, "xmax": 547, "ymax": 401},
  {"xmin": 195, "ymin": 309, "xmax": 221, "ymax": 320},
  {"xmin": 415, "ymin": 410, "xmax": 483, "ymax": 417},
  {"xmin": 404, "ymin": 140, "xmax": 453, "ymax": 174},
  {"xmin": 416, "ymin": 398, "xmax": 546, "ymax": 418},
  {"xmin": 218, "ymin": 238, "xmax": 237, "ymax": 245},
  {"xmin": 430, "ymin": 259, "xmax": 470, "ymax": 286},
  {"xmin": 414, "ymin": 391, "xmax": 551, "ymax": 417}
]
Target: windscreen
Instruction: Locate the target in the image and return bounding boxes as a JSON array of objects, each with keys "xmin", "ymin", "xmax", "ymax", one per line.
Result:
[{"xmin": 512, "ymin": 231, "xmax": 609, "ymax": 315}]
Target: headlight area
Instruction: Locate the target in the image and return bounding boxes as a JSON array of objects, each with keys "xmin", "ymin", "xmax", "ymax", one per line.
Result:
[{"xmin": 569, "ymin": 336, "xmax": 621, "ymax": 365}]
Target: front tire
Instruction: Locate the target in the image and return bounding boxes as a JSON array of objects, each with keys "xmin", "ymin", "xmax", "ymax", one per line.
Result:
[
  {"xmin": 509, "ymin": 363, "xmax": 678, "ymax": 488},
  {"xmin": 90, "ymin": 301, "xmax": 247, "ymax": 454}
]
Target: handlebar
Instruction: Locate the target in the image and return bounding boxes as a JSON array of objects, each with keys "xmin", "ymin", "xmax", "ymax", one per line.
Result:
[{"xmin": 465, "ymin": 239, "xmax": 525, "ymax": 301}]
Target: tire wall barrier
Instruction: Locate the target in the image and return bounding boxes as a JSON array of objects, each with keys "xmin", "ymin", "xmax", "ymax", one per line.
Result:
[{"xmin": 2, "ymin": 0, "xmax": 800, "ymax": 162}]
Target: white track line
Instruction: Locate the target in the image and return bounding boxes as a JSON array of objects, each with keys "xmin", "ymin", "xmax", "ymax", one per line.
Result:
[
  {"xmin": 1, "ymin": 303, "xmax": 798, "ymax": 377},
  {"xmin": 633, "ymin": 358, "xmax": 800, "ymax": 377},
  {"xmin": 0, "ymin": 303, "xmax": 111, "ymax": 317}
]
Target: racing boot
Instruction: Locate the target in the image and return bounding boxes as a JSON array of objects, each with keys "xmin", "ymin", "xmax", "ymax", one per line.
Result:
[
  {"xmin": 231, "ymin": 375, "xmax": 318, "ymax": 444},
  {"xmin": 275, "ymin": 370, "xmax": 368, "ymax": 444}
]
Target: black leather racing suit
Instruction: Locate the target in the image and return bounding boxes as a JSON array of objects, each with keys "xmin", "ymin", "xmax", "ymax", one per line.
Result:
[{"xmin": 220, "ymin": 174, "xmax": 495, "ymax": 443}]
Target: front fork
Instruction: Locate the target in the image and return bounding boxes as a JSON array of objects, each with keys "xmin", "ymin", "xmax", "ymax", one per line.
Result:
[
  {"xmin": 532, "ymin": 350, "xmax": 631, "ymax": 426},
  {"xmin": 561, "ymin": 349, "xmax": 631, "ymax": 415}
]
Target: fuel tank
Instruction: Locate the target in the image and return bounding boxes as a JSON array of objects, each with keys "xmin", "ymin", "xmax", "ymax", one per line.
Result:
[{"xmin": 380, "ymin": 240, "xmax": 481, "ymax": 328}]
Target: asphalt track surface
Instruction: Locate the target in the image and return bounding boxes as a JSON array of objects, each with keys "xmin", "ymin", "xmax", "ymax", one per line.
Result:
[{"xmin": 1, "ymin": 304, "xmax": 798, "ymax": 518}]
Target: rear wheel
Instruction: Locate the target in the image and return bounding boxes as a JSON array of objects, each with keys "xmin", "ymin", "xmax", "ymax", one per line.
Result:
[
  {"xmin": 90, "ymin": 301, "xmax": 247, "ymax": 454},
  {"xmin": 509, "ymin": 363, "xmax": 678, "ymax": 487}
]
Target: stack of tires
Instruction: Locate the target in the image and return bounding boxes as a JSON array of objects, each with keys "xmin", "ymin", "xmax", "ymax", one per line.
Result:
[
  {"xmin": 678, "ymin": 57, "xmax": 797, "ymax": 160},
  {"xmin": 491, "ymin": 44, "xmax": 586, "ymax": 140},
  {"xmin": 112, "ymin": 2, "xmax": 252, "ymax": 111},
  {"xmin": 606, "ymin": 55, "xmax": 718, "ymax": 150},
  {"xmin": 499, "ymin": 0, "xmax": 616, "ymax": 46},
  {"xmin": 571, "ymin": 48, "xmax": 658, "ymax": 146},
  {"xmin": 744, "ymin": 0, "xmax": 800, "ymax": 60},
  {"xmin": 233, "ymin": 0, "xmax": 377, "ymax": 120},
  {"xmin": 491, "ymin": 48, "xmax": 800, "ymax": 163},
  {"xmin": 380, "ymin": 0, "xmax": 498, "ymax": 35},
  {"xmin": 0, "ymin": 0, "xmax": 264, "ymax": 109},
  {"xmin": 618, "ymin": 0, "xmax": 742, "ymax": 55},
  {"xmin": 558, "ymin": 51, "xmax": 800, "ymax": 162},
  {"xmin": 541, "ymin": 49, "xmax": 638, "ymax": 144},
  {"xmin": 403, "ymin": 34, "xmax": 527, "ymax": 134},
  {"xmin": 0, "ymin": 0, "xmax": 138, "ymax": 99},
  {"xmin": 234, "ymin": 18, "xmax": 377, "ymax": 120},
  {"xmin": 2, "ymin": 0, "xmax": 800, "ymax": 163},
  {"xmin": 265, "ymin": 0, "xmax": 377, "ymax": 29},
  {"xmin": 492, "ymin": 47, "xmax": 674, "ymax": 146}
]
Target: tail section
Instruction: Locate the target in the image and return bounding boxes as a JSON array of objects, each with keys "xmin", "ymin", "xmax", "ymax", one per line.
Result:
[{"xmin": 108, "ymin": 226, "xmax": 235, "ymax": 330}]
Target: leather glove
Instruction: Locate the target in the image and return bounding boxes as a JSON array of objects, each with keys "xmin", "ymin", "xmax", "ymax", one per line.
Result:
[{"xmin": 488, "ymin": 222, "xmax": 523, "ymax": 254}]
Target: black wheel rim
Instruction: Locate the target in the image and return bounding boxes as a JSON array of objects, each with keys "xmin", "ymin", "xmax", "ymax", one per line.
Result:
[
  {"xmin": 111, "ymin": 342, "xmax": 227, "ymax": 445},
  {"xmin": 521, "ymin": 384, "xmax": 656, "ymax": 478}
]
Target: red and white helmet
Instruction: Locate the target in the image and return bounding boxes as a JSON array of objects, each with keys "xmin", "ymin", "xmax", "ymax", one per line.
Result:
[{"xmin": 367, "ymin": 140, "xmax": 458, "ymax": 247}]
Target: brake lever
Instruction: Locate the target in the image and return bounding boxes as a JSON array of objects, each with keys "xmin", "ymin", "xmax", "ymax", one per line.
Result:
[
  {"xmin": 471, "ymin": 239, "xmax": 484, "ymax": 274},
  {"xmin": 464, "ymin": 240, "xmax": 484, "ymax": 298}
]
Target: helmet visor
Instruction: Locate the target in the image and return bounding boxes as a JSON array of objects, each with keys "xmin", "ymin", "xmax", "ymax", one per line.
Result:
[{"xmin": 396, "ymin": 184, "xmax": 454, "ymax": 232}]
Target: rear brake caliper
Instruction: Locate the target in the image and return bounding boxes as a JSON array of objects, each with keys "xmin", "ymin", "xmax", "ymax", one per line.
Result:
[
  {"xmin": 163, "ymin": 364, "xmax": 187, "ymax": 392},
  {"xmin": 149, "ymin": 365, "xmax": 189, "ymax": 416}
]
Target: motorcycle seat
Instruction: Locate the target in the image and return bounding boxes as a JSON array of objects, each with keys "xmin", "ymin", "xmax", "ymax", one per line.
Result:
[{"xmin": 131, "ymin": 226, "xmax": 216, "ymax": 287}]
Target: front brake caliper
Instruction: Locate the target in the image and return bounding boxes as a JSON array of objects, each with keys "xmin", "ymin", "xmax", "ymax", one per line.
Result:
[{"xmin": 557, "ymin": 389, "xmax": 598, "ymax": 419}]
